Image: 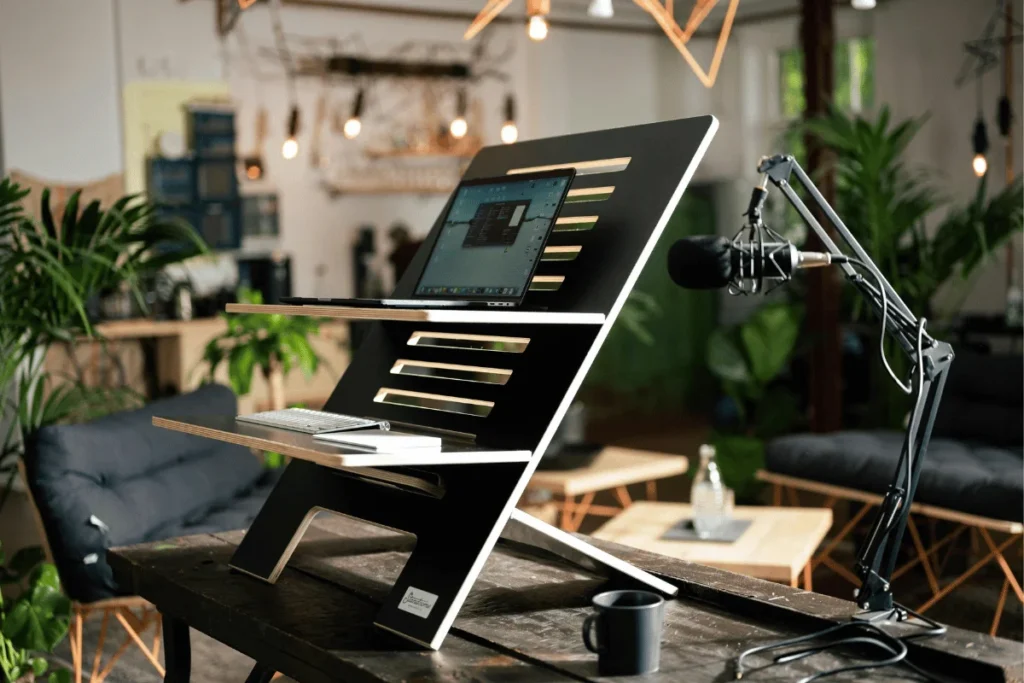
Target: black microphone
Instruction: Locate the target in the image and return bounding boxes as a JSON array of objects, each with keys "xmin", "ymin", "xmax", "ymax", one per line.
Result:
[{"xmin": 668, "ymin": 234, "xmax": 845, "ymax": 290}]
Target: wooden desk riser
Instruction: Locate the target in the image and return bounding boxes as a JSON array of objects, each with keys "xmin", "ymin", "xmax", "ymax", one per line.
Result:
[{"xmin": 152, "ymin": 117, "xmax": 721, "ymax": 650}]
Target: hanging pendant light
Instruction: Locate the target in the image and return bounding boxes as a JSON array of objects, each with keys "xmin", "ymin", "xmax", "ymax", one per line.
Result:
[
  {"xmin": 450, "ymin": 89, "xmax": 469, "ymax": 139},
  {"xmin": 588, "ymin": 0, "xmax": 614, "ymax": 18},
  {"xmin": 344, "ymin": 89, "xmax": 365, "ymax": 140},
  {"xmin": 527, "ymin": 0, "xmax": 550, "ymax": 41},
  {"xmin": 971, "ymin": 77, "xmax": 989, "ymax": 177},
  {"xmin": 500, "ymin": 95, "xmax": 519, "ymax": 144},
  {"xmin": 281, "ymin": 105, "xmax": 300, "ymax": 160}
]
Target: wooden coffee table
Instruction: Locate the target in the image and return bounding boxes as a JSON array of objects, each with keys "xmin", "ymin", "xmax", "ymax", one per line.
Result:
[
  {"xmin": 525, "ymin": 448, "xmax": 689, "ymax": 532},
  {"xmin": 592, "ymin": 502, "xmax": 832, "ymax": 590}
]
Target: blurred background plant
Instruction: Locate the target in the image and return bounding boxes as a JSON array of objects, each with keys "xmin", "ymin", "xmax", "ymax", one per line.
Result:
[
  {"xmin": 0, "ymin": 542, "xmax": 72, "ymax": 682},
  {"xmin": 200, "ymin": 288, "xmax": 325, "ymax": 413},
  {"xmin": 0, "ymin": 176, "xmax": 205, "ymax": 510},
  {"xmin": 706, "ymin": 302, "xmax": 804, "ymax": 498}
]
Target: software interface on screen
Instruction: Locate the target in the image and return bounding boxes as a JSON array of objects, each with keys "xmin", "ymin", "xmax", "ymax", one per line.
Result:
[{"xmin": 415, "ymin": 175, "xmax": 572, "ymax": 298}]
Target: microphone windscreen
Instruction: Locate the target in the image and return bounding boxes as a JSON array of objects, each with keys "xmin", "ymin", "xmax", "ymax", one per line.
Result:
[{"xmin": 667, "ymin": 235, "xmax": 733, "ymax": 289}]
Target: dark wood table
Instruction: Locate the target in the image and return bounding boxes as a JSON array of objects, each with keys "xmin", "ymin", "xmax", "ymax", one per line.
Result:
[{"xmin": 109, "ymin": 515, "xmax": 1023, "ymax": 683}]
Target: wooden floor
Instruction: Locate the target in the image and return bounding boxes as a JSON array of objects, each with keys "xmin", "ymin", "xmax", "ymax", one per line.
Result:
[{"xmin": 109, "ymin": 514, "xmax": 1023, "ymax": 683}]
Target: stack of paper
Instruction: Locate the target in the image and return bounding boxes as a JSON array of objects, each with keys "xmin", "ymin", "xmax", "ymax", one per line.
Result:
[{"xmin": 313, "ymin": 431, "xmax": 442, "ymax": 453}]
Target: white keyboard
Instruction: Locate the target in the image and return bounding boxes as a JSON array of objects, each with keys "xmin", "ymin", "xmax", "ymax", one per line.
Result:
[{"xmin": 236, "ymin": 408, "xmax": 389, "ymax": 435}]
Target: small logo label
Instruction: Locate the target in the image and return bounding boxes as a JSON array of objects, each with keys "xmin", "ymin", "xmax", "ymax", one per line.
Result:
[{"xmin": 397, "ymin": 586, "xmax": 439, "ymax": 619}]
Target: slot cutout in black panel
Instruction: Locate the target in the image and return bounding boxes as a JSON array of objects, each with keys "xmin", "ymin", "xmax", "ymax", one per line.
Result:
[
  {"xmin": 374, "ymin": 388, "xmax": 494, "ymax": 417},
  {"xmin": 508, "ymin": 157, "xmax": 631, "ymax": 176},
  {"xmin": 407, "ymin": 331, "xmax": 530, "ymax": 353},
  {"xmin": 565, "ymin": 186, "xmax": 615, "ymax": 203},
  {"xmin": 541, "ymin": 245, "xmax": 582, "ymax": 262},
  {"xmin": 391, "ymin": 359, "xmax": 512, "ymax": 385}
]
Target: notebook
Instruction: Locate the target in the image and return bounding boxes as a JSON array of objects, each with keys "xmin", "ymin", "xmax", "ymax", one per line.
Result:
[{"xmin": 314, "ymin": 431, "xmax": 442, "ymax": 452}]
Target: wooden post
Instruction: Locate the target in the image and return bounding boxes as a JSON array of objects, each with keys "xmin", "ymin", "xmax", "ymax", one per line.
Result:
[
  {"xmin": 800, "ymin": 0, "xmax": 842, "ymax": 432},
  {"xmin": 1004, "ymin": 0, "xmax": 1016, "ymax": 289}
]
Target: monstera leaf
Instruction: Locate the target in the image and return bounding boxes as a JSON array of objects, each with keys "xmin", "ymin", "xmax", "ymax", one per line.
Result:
[{"xmin": 2, "ymin": 564, "xmax": 71, "ymax": 653}]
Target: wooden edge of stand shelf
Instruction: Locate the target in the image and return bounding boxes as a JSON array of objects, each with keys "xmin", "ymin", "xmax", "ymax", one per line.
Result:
[
  {"xmin": 151, "ymin": 416, "xmax": 532, "ymax": 469},
  {"xmin": 225, "ymin": 303, "xmax": 605, "ymax": 325},
  {"xmin": 756, "ymin": 470, "xmax": 1024, "ymax": 535}
]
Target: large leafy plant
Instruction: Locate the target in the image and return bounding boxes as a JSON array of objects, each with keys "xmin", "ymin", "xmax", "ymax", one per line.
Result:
[
  {"xmin": 706, "ymin": 302, "xmax": 804, "ymax": 495},
  {"xmin": 0, "ymin": 176, "xmax": 205, "ymax": 504},
  {"xmin": 0, "ymin": 543, "xmax": 71, "ymax": 683},
  {"xmin": 201, "ymin": 289, "xmax": 324, "ymax": 410},
  {"xmin": 800, "ymin": 108, "xmax": 1023, "ymax": 426},
  {"xmin": 801, "ymin": 106, "xmax": 1023, "ymax": 321}
]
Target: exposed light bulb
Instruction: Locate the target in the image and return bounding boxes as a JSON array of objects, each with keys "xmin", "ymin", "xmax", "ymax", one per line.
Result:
[
  {"xmin": 450, "ymin": 116, "xmax": 468, "ymax": 139},
  {"xmin": 343, "ymin": 88, "xmax": 365, "ymax": 140},
  {"xmin": 243, "ymin": 156, "xmax": 264, "ymax": 180},
  {"xmin": 282, "ymin": 105, "xmax": 300, "ymax": 160},
  {"xmin": 343, "ymin": 117, "xmax": 362, "ymax": 139},
  {"xmin": 281, "ymin": 137, "xmax": 299, "ymax": 160},
  {"xmin": 501, "ymin": 122, "xmax": 519, "ymax": 145},
  {"xmin": 851, "ymin": 0, "xmax": 876, "ymax": 8},
  {"xmin": 527, "ymin": 14, "xmax": 549, "ymax": 41},
  {"xmin": 972, "ymin": 153, "xmax": 988, "ymax": 177},
  {"xmin": 588, "ymin": 0, "xmax": 614, "ymax": 18}
]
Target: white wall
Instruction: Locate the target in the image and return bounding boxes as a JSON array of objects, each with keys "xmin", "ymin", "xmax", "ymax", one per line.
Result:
[
  {"xmin": 0, "ymin": 0, "xmax": 122, "ymax": 183},
  {"xmin": 0, "ymin": 0, "xmax": 663, "ymax": 297}
]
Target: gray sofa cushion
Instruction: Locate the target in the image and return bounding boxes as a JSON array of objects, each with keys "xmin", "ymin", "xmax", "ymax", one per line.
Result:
[
  {"xmin": 766, "ymin": 431, "xmax": 1024, "ymax": 522},
  {"xmin": 24, "ymin": 383, "xmax": 272, "ymax": 603}
]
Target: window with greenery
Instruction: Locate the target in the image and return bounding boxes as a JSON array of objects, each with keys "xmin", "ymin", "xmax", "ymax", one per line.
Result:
[{"xmin": 778, "ymin": 37, "xmax": 876, "ymax": 120}]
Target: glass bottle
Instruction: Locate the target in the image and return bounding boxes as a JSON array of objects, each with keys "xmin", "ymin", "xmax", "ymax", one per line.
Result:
[{"xmin": 691, "ymin": 444, "xmax": 731, "ymax": 539}]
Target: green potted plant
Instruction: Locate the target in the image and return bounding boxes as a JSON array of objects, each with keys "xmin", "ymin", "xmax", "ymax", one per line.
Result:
[
  {"xmin": 200, "ymin": 289, "xmax": 325, "ymax": 412},
  {"xmin": 706, "ymin": 302, "xmax": 804, "ymax": 497},
  {"xmin": 0, "ymin": 176, "xmax": 206, "ymax": 505},
  {"xmin": 0, "ymin": 543, "xmax": 71, "ymax": 683},
  {"xmin": 799, "ymin": 107, "xmax": 1023, "ymax": 425}
]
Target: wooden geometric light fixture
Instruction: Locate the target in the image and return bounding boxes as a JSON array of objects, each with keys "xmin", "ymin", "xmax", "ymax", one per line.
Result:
[
  {"xmin": 463, "ymin": 0, "xmax": 740, "ymax": 88},
  {"xmin": 634, "ymin": 0, "xmax": 741, "ymax": 88}
]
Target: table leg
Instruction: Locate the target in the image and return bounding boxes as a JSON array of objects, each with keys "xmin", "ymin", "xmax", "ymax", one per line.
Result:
[
  {"xmin": 244, "ymin": 664, "xmax": 277, "ymax": 683},
  {"xmin": 162, "ymin": 616, "xmax": 191, "ymax": 683},
  {"xmin": 645, "ymin": 480, "xmax": 657, "ymax": 501},
  {"xmin": 613, "ymin": 486, "xmax": 633, "ymax": 509},
  {"xmin": 559, "ymin": 496, "xmax": 574, "ymax": 531},
  {"xmin": 789, "ymin": 575, "xmax": 799, "ymax": 588},
  {"xmin": 803, "ymin": 562, "xmax": 813, "ymax": 592}
]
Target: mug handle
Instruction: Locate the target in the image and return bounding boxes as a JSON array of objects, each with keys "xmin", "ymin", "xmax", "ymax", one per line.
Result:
[{"xmin": 582, "ymin": 613, "xmax": 602, "ymax": 653}]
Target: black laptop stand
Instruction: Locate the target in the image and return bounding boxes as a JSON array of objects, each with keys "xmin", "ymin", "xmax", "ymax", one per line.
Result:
[{"xmin": 155, "ymin": 115, "xmax": 719, "ymax": 649}]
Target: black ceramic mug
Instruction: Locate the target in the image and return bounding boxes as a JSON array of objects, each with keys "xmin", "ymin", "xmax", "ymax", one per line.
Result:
[{"xmin": 582, "ymin": 589, "xmax": 665, "ymax": 676}]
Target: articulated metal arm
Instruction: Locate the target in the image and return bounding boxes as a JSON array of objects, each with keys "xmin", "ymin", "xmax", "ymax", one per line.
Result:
[{"xmin": 752, "ymin": 154, "xmax": 955, "ymax": 612}]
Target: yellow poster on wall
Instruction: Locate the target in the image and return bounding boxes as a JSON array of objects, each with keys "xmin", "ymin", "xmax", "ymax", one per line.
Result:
[{"xmin": 122, "ymin": 81, "xmax": 232, "ymax": 195}]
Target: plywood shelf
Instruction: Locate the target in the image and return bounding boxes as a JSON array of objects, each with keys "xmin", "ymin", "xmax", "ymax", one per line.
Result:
[
  {"xmin": 153, "ymin": 415, "xmax": 531, "ymax": 471},
  {"xmin": 225, "ymin": 303, "xmax": 605, "ymax": 325}
]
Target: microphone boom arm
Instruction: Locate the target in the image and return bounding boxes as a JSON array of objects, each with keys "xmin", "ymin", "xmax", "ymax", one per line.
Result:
[{"xmin": 754, "ymin": 154, "xmax": 954, "ymax": 614}]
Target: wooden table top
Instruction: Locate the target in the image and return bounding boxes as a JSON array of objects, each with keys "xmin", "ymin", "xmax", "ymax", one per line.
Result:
[
  {"xmin": 526, "ymin": 447, "xmax": 689, "ymax": 496},
  {"xmin": 592, "ymin": 502, "xmax": 833, "ymax": 583},
  {"xmin": 108, "ymin": 514, "xmax": 1022, "ymax": 683}
]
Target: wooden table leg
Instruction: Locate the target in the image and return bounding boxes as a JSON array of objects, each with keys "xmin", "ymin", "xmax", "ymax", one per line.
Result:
[
  {"xmin": 645, "ymin": 480, "xmax": 657, "ymax": 501},
  {"xmin": 162, "ymin": 615, "xmax": 191, "ymax": 683},
  {"xmin": 613, "ymin": 486, "xmax": 633, "ymax": 509},
  {"xmin": 559, "ymin": 496, "xmax": 575, "ymax": 531},
  {"xmin": 803, "ymin": 562, "xmax": 813, "ymax": 592},
  {"xmin": 244, "ymin": 664, "xmax": 277, "ymax": 683}
]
